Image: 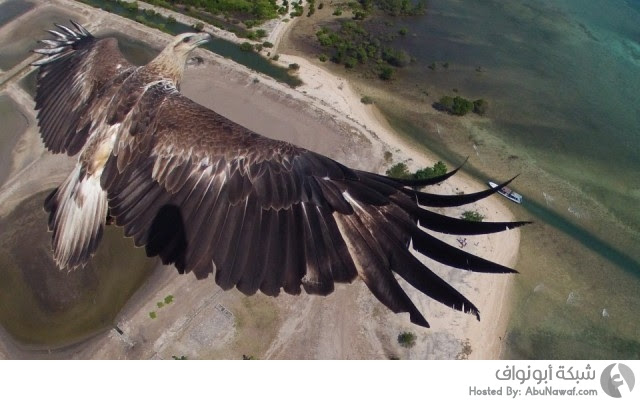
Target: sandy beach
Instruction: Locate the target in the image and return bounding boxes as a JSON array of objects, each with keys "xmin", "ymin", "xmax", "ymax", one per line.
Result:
[{"xmin": 0, "ymin": 0, "xmax": 521, "ymax": 359}]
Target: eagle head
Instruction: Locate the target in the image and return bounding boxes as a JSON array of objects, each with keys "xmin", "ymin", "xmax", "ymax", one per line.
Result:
[
  {"xmin": 170, "ymin": 32, "xmax": 213, "ymax": 56},
  {"xmin": 147, "ymin": 32, "xmax": 212, "ymax": 85}
]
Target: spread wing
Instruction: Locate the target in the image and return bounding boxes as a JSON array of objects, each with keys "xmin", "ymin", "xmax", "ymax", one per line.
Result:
[
  {"xmin": 101, "ymin": 83, "xmax": 529, "ymax": 327},
  {"xmin": 33, "ymin": 21, "xmax": 135, "ymax": 155}
]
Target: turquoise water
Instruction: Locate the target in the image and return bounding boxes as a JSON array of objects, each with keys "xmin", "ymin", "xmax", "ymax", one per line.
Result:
[{"xmin": 378, "ymin": 0, "xmax": 640, "ymax": 358}]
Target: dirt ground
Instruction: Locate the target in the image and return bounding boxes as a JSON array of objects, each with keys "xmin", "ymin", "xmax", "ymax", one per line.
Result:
[{"xmin": 0, "ymin": 0, "xmax": 520, "ymax": 360}]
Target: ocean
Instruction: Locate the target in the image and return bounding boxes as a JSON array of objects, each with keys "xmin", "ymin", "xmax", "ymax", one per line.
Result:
[{"xmin": 374, "ymin": 0, "xmax": 640, "ymax": 358}]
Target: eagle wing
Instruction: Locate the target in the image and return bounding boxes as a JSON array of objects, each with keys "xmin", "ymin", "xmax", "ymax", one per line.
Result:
[
  {"xmin": 101, "ymin": 83, "xmax": 528, "ymax": 327},
  {"xmin": 33, "ymin": 22, "xmax": 135, "ymax": 155}
]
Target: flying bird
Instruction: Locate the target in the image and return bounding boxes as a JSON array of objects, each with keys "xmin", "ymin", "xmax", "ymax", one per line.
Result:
[{"xmin": 32, "ymin": 22, "xmax": 528, "ymax": 328}]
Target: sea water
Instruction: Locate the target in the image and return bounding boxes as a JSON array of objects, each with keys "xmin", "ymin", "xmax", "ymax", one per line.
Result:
[{"xmin": 377, "ymin": 0, "xmax": 640, "ymax": 358}]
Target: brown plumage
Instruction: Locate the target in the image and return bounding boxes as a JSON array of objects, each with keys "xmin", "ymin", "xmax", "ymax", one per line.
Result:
[{"xmin": 32, "ymin": 22, "xmax": 529, "ymax": 327}]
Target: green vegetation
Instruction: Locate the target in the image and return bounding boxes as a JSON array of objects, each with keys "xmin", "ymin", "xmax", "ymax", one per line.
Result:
[
  {"xmin": 397, "ymin": 331, "xmax": 417, "ymax": 348},
  {"xmin": 164, "ymin": 295, "xmax": 174, "ymax": 304},
  {"xmin": 193, "ymin": 21, "xmax": 205, "ymax": 32},
  {"xmin": 149, "ymin": 311, "xmax": 157, "ymax": 319},
  {"xmin": 435, "ymin": 96, "xmax": 488, "ymax": 116},
  {"xmin": 319, "ymin": 54, "xmax": 328, "ymax": 62},
  {"xmin": 379, "ymin": 66, "xmax": 394, "ymax": 80},
  {"xmin": 315, "ymin": 21, "xmax": 412, "ymax": 78},
  {"xmin": 398, "ymin": 27, "xmax": 408, "ymax": 36},
  {"xmin": 413, "ymin": 161, "xmax": 447, "ymax": 180},
  {"xmin": 385, "ymin": 162, "xmax": 411, "ymax": 179},
  {"xmin": 172, "ymin": 355, "xmax": 188, "ymax": 360},
  {"xmin": 473, "ymin": 99, "xmax": 488, "ymax": 115},
  {"xmin": 262, "ymin": 41, "xmax": 274, "ymax": 48},
  {"xmin": 240, "ymin": 42, "xmax": 254, "ymax": 51},
  {"xmin": 361, "ymin": 96, "xmax": 374, "ymax": 104},
  {"xmin": 383, "ymin": 150, "xmax": 393, "ymax": 163},
  {"xmin": 146, "ymin": 0, "xmax": 280, "ymax": 24},
  {"xmin": 461, "ymin": 211, "xmax": 485, "ymax": 222},
  {"xmin": 386, "ymin": 161, "xmax": 448, "ymax": 180},
  {"xmin": 369, "ymin": 0, "xmax": 426, "ymax": 16},
  {"xmin": 288, "ymin": 63, "xmax": 300, "ymax": 70},
  {"xmin": 157, "ymin": 302, "xmax": 165, "ymax": 308}
]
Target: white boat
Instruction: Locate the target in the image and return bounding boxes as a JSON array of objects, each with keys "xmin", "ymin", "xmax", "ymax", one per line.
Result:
[{"xmin": 488, "ymin": 181, "xmax": 523, "ymax": 204}]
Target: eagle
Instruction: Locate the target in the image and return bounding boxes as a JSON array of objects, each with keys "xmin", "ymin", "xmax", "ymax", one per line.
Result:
[{"xmin": 32, "ymin": 22, "xmax": 528, "ymax": 328}]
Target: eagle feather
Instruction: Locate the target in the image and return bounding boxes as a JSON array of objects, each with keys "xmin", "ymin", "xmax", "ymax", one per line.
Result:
[{"xmin": 32, "ymin": 22, "xmax": 530, "ymax": 327}]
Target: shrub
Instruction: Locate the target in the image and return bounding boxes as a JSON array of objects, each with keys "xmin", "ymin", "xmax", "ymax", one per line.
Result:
[
  {"xmin": 473, "ymin": 99, "xmax": 488, "ymax": 115},
  {"xmin": 333, "ymin": 8, "xmax": 343, "ymax": 15},
  {"xmin": 288, "ymin": 63, "xmax": 300, "ymax": 70},
  {"xmin": 386, "ymin": 162, "xmax": 411, "ymax": 179},
  {"xmin": 164, "ymin": 295, "xmax": 174, "ymax": 304},
  {"xmin": 193, "ymin": 21, "xmax": 205, "ymax": 32},
  {"xmin": 461, "ymin": 211, "xmax": 485, "ymax": 222},
  {"xmin": 149, "ymin": 311, "xmax": 157, "ymax": 319},
  {"xmin": 319, "ymin": 54, "xmax": 327, "ymax": 62},
  {"xmin": 256, "ymin": 29, "xmax": 267, "ymax": 38},
  {"xmin": 397, "ymin": 332, "xmax": 417, "ymax": 348},
  {"xmin": 240, "ymin": 42, "xmax": 254, "ymax": 51},
  {"xmin": 398, "ymin": 27, "xmax": 408, "ymax": 36},
  {"xmin": 344, "ymin": 57, "xmax": 357, "ymax": 68},
  {"xmin": 436, "ymin": 96, "xmax": 474, "ymax": 116},
  {"xmin": 361, "ymin": 96, "xmax": 374, "ymax": 104},
  {"xmin": 272, "ymin": 54, "xmax": 280, "ymax": 61},
  {"xmin": 413, "ymin": 161, "xmax": 447, "ymax": 180},
  {"xmin": 379, "ymin": 66, "xmax": 394, "ymax": 80},
  {"xmin": 263, "ymin": 41, "xmax": 274, "ymax": 48}
]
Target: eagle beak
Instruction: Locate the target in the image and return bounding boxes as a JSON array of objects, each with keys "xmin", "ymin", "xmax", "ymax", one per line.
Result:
[{"xmin": 194, "ymin": 32, "xmax": 212, "ymax": 46}]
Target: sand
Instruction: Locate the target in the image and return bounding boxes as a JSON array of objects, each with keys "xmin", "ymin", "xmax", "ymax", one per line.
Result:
[{"xmin": 0, "ymin": 0, "xmax": 521, "ymax": 359}]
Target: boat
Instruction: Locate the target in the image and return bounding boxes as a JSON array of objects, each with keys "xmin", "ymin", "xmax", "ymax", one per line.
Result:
[{"xmin": 488, "ymin": 181, "xmax": 523, "ymax": 204}]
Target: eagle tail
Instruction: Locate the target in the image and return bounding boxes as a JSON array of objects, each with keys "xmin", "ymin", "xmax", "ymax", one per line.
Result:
[{"xmin": 44, "ymin": 164, "xmax": 108, "ymax": 270}]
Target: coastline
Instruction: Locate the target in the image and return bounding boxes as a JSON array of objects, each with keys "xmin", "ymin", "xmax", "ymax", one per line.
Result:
[
  {"xmin": 269, "ymin": 19, "xmax": 521, "ymax": 359},
  {"xmin": 0, "ymin": 0, "xmax": 521, "ymax": 359}
]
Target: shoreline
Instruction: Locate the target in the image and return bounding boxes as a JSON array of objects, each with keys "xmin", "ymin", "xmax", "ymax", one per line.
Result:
[
  {"xmin": 269, "ymin": 18, "xmax": 520, "ymax": 359},
  {"xmin": 0, "ymin": 0, "xmax": 521, "ymax": 359}
]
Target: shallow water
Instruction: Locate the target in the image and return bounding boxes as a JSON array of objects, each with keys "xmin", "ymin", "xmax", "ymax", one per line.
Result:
[
  {"xmin": 0, "ymin": 0, "xmax": 34, "ymax": 29},
  {"xmin": 0, "ymin": 94, "xmax": 28, "ymax": 186},
  {"xmin": 374, "ymin": 0, "xmax": 640, "ymax": 358},
  {"xmin": 0, "ymin": 7, "xmax": 83, "ymax": 70},
  {"xmin": 0, "ymin": 191, "xmax": 157, "ymax": 348}
]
